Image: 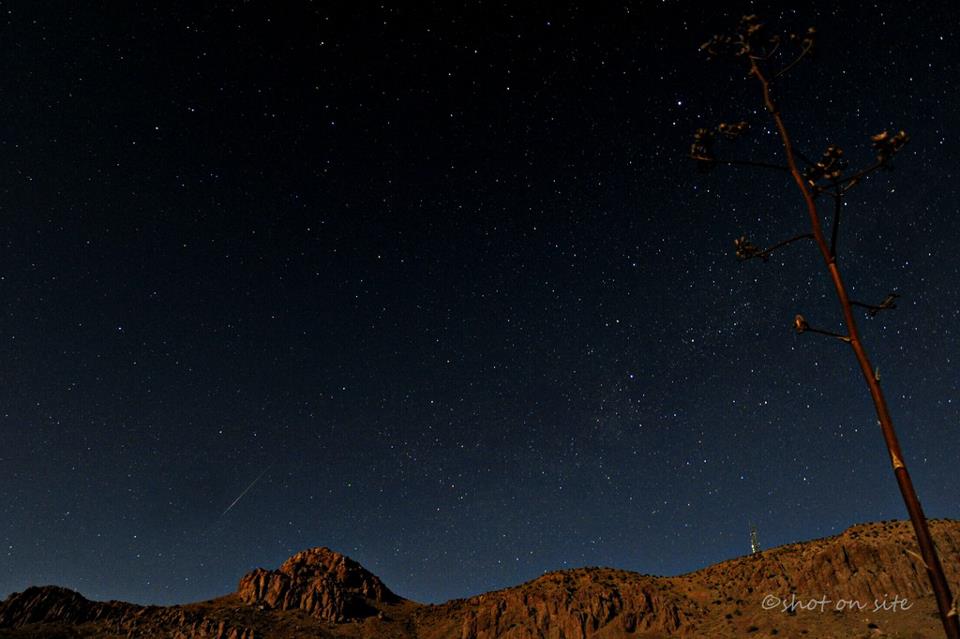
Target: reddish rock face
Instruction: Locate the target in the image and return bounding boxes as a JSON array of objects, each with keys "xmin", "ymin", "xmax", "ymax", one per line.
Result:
[{"xmin": 236, "ymin": 546, "xmax": 402, "ymax": 622}]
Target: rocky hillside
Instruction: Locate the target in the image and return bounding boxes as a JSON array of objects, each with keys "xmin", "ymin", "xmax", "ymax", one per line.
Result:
[
  {"xmin": 1, "ymin": 519, "xmax": 958, "ymax": 638},
  {"xmin": 0, "ymin": 585, "xmax": 257, "ymax": 639}
]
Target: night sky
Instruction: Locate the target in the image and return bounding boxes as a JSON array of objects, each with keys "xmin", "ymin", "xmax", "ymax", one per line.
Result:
[{"xmin": 2, "ymin": 2, "xmax": 959, "ymax": 607}]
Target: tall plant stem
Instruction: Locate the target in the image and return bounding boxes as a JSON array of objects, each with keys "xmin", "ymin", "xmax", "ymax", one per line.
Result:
[{"xmin": 748, "ymin": 56, "xmax": 960, "ymax": 639}]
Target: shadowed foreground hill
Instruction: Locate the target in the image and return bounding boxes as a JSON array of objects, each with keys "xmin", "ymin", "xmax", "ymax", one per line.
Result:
[{"xmin": 2, "ymin": 520, "xmax": 958, "ymax": 638}]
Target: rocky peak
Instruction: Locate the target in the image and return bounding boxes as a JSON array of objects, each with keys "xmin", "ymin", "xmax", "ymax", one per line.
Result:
[{"xmin": 237, "ymin": 546, "xmax": 401, "ymax": 622}]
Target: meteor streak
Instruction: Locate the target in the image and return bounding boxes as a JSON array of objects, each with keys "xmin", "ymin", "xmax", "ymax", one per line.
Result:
[{"xmin": 221, "ymin": 465, "xmax": 272, "ymax": 517}]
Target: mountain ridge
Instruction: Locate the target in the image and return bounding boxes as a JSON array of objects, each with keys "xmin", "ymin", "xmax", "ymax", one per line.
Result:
[{"xmin": 2, "ymin": 518, "xmax": 958, "ymax": 638}]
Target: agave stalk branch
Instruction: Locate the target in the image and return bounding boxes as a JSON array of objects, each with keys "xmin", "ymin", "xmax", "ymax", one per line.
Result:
[{"xmin": 748, "ymin": 55, "xmax": 960, "ymax": 639}]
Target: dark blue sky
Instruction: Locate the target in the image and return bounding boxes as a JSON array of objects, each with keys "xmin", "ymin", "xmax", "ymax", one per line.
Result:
[{"xmin": 2, "ymin": 2, "xmax": 958, "ymax": 606}]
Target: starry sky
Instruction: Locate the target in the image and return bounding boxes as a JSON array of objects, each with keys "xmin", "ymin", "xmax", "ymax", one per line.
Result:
[{"xmin": 2, "ymin": 1, "xmax": 959, "ymax": 607}]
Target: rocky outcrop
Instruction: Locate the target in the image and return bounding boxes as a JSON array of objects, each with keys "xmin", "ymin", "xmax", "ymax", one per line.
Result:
[{"xmin": 236, "ymin": 546, "xmax": 401, "ymax": 622}]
